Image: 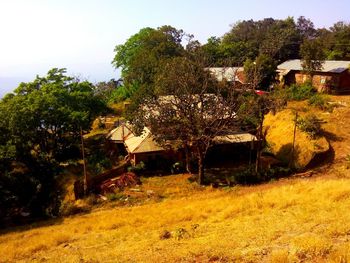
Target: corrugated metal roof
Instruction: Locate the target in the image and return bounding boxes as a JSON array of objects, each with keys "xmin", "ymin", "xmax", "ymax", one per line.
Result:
[
  {"xmin": 109, "ymin": 125, "xmax": 165, "ymax": 154},
  {"xmin": 130, "ymin": 134, "xmax": 164, "ymax": 153},
  {"xmin": 108, "ymin": 125, "xmax": 256, "ymax": 154},
  {"xmin": 107, "ymin": 125, "xmax": 132, "ymax": 142},
  {"xmin": 208, "ymin": 67, "xmax": 245, "ymax": 83},
  {"xmin": 277, "ymin": 59, "xmax": 350, "ymax": 73},
  {"xmin": 214, "ymin": 133, "xmax": 257, "ymax": 144}
]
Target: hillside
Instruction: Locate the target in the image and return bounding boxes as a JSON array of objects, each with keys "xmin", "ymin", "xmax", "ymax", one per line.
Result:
[{"xmin": 1, "ymin": 95, "xmax": 350, "ymax": 262}]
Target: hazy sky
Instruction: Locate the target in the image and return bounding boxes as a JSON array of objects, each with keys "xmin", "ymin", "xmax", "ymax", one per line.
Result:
[{"xmin": 0, "ymin": 0, "xmax": 349, "ymax": 95}]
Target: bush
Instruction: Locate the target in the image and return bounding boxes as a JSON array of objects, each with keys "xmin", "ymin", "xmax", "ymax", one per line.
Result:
[
  {"xmin": 127, "ymin": 161, "xmax": 146, "ymax": 173},
  {"xmin": 87, "ymin": 153, "xmax": 112, "ymax": 174},
  {"xmin": 296, "ymin": 114, "xmax": 322, "ymax": 138},
  {"xmin": 308, "ymin": 94, "xmax": 333, "ymax": 111},
  {"xmin": 106, "ymin": 192, "xmax": 126, "ymax": 201},
  {"xmin": 285, "ymin": 82, "xmax": 315, "ymax": 101},
  {"xmin": 229, "ymin": 166, "xmax": 292, "ymax": 185}
]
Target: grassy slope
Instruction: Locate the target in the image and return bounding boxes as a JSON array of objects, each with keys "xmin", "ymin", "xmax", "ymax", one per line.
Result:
[{"xmin": 1, "ymin": 96, "xmax": 350, "ymax": 263}]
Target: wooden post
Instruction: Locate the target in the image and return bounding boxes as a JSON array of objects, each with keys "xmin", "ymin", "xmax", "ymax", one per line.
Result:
[
  {"xmin": 290, "ymin": 112, "xmax": 298, "ymax": 169},
  {"xmin": 80, "ymin": 127, "xmax": 88, "ymax": 196}
]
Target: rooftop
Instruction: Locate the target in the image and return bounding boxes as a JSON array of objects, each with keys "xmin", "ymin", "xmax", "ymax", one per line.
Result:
[
  {"xmin": 207, "ymin": 67, "xmax": 246, "ymax": 83},
  {"xmin": 277, "ymin": 59, "xmax": 350, "ymax": 73}
]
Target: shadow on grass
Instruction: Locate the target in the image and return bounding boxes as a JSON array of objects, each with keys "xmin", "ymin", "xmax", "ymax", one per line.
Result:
[
  {"xmin": 0, "ymin": 216, "xmax": 64, "ymax": 236},
  {"xmin": 321, "ymin": 130, "xmax": 343, "ymax": 142},
  {"xmin": 305, "ymin": 144, "xmax": 335, "ymax": 170}
]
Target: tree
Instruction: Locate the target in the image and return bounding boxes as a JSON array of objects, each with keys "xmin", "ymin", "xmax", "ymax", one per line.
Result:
[
  {"xmin": 259, "ymin": 17, "xmax": 300, "ymax": 62},
  {"xmin": 0, "ymin": 68, "xmax": 107, "ymax": 219},
  {"xmin": 221, "ymin": 18, "xmax": 300, "ymax": 66},
  {"xmin": 128, "ymin": 56, "xmax": 255, "ymax": 184},
  {"xmin": 94, "ymin": 78, "xmax": 122, "ymax": 103},
  {"xmin": 297, "ymin": 16, "xmax": 316, "ymax": 40},
  {"xmin": 300, "ymin": 38, "xmax": 325, "ymax": 74},
  {"xmin": 112, "ymin": 26, "xmax": 186, "ymax": 99},
  {"xmin": 329, "ymin": 22, "xmax": 350, "ymax": 60},
  {"xmin": 244, "ymin": 54, "xmax": 277, "ymax": 89}
]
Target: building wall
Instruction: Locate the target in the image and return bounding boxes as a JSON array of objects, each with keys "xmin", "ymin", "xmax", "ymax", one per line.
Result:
[
  {"xmin": 284, "ymin": 71, "xmax": 344, "ymax": 93},
  {"xmin": 294, "ymin": 72, "xmax": 339, "ymax": 92},
  {"xmin": 339, "ymin": 70, "xmax": 350, "ymax": 92}
]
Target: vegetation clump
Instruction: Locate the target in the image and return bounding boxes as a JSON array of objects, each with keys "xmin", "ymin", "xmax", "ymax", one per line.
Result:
[
  {"xmin": 285, "ymin": 82, "xmax": 315, "ymax": 101},
  {"xmin": 308, "ymin": 93, "xmax": 333, "ymax": 111},
  {"xmin": 296, "ymin": 114, "xmax": 322, "ymax": 139}
]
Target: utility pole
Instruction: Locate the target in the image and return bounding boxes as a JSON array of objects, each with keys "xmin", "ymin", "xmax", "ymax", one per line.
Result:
[{"xmin": 80, "ymin": 126, "xmax": 88, "ymax": 196}]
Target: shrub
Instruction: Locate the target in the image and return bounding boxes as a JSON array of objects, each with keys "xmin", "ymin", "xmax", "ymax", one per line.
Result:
[
  {"xmin": 106, "ymin": 192, "xmax": 126, "ymax": 201},
  {"xmin": 230, "ymin": 166, "xmax": 292, "ymax": 185},
  {"xmin": 308, "ymin": 94, "xmax": 333, "ymax": 111},
  {"xmin": 87, "ymin": 153, "xmax": 112, "ymax": 174},
  {"xmin": 296, "ymin": 114, "xmax": 322, "ymax": 138},
  {"xmin": 127, "ymin": 161, "xmax": 146, "ymax": 173},
  {"xmin": 285, "ymin": 82, "xmax": 315, "ymax": 101}
]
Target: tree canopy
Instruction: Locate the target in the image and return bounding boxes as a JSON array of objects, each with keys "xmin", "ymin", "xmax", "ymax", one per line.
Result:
[
  {"xmin": 0, "ymin": 68, "xmax": 107, "ymax": 220},
  {"xmin": 112, "ymin": 26, "xmax": 187, "ymax": 97},
  {"xmin": 127, "ymin": 54, "xmax": 262, "ymax": 184}
]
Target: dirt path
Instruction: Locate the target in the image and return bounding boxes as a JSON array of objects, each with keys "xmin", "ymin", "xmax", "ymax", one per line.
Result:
[{"xmin": 309, "ymin": 95, "xmax": 350, "ymax": 178}]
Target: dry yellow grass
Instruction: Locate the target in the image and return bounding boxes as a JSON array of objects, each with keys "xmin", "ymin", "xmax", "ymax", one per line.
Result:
[
  {"xmin": 2, "ymin": 95, "xmax": 350, "ymax": 262},
  {"xmin": 1, "ymin": 174, "xmax": 350, "ymax": 262},
  {"xmin": 264, "ymin": 103, "xmax": 329, "ymax": 169}
]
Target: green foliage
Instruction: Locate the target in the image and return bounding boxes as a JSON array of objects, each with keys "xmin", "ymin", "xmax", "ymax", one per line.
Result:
[
  {"xmin": 0, "ymin": 68, "xmax": 107, "ymax": 221},
  {"xmin": 87, "ymin": 153, "xmax": 112, "ymax": 175},
  {"xmin": 127, "ymin": 161, "xmax": 146, "ymax": 173},
  {"xmin": 109, "ymin": 84, "xmax": 138, "ymax": 103},
  {"xmin": 284, "ymin": 82, "xmax": 316, "ymax": 101},
  {"xmin": 296, "ymin": 114, "xmax": 322, "ymax": 138},
  {"xmin": 112, "ymin": 26, "xmax": 186, "ymax": 97},
  {"xmin": 220, "ymin": 17, "xmax": 300, "ymax": 65},
  {"xmin": 106, "ymin": 192, "xmax": 126, "ymax": 201},
  {"xmin": 230, "ymin": 166, "xmax": 292, "ymax": 185},
  {"xmin": 94, "ymin": 79, "xmax": 122, "ymax": 103},
  {"xmin": 244, "ymin": 54, "xmax": 277, "ymax": 89},
  {"xmin": 300, "ymin": 38, "xmax": 325, "ymax": 72},
  {"xmin": 327, "ymin": 22, "xmax": 350, "ymax": 60},
  {"xmin": 308, "ymin": 94, "xmax": 333, "ymax": 111}
]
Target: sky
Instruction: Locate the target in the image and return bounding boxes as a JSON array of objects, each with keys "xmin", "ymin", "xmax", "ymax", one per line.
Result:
[{"xmin": 0, "ymin": 0, "xmax": 349, "ymax": 96}]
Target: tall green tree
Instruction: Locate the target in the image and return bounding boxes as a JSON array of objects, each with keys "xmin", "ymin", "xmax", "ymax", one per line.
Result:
[
  {"xmin": 328, "ymin": 22, "xmax": 350, "ymax": 60},
  {"xmin": 112, "ymin": 26, "xmax": 186, "ymax": 98},
  {"xmin": 300, "ymin": 39, "xmax": 326, "ymax": 73},
  {"xmin": 128, "ymin": 55, "xmax": 258, "ymax": 184},
  {"xmin": 0, "ymin": 68, "xmax": 107, "ymax": 219}
]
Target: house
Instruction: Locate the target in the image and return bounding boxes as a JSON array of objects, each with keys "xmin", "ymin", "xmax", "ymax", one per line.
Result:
[
  {"xmin": 107, "ymin": 124, "xmax": 168, "ymax": 166},
  {"xmin": 107, "ymin": 122, "xmax": 257, "ymax": 168},
  {"xmin": 277, "ymin": 59, "xmax": 350, "ymax": 93},
  {"xmin": 208, "ymin": 67, "xmax": 247, "ymax": 85}
]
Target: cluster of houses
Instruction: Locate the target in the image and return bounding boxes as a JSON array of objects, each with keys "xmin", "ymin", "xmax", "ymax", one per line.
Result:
[
  {"xmin": 107, "ymin": 122, "xmax": 256, "ymax": 167},
  {"xmin": 107, "ymin": 59, "xmax": 350, "ymax": 167}
]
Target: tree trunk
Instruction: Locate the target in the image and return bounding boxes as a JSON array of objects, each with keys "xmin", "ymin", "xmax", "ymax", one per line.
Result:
[
  {"xmin": 197, "ymin": 152, "xmax": 204, "ymax": 185},
  {"xmin": 185, "ymin": 144, "xmax": 192, "ymax": 174},
  {"xmin": 80, "ymin": 127, "xmax": 88, "ymax": 196},
  {"xmin": 255, "ymin": 122, "xmax": 263, "ymax": 174}
]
